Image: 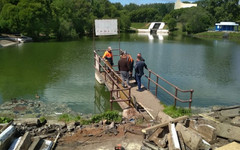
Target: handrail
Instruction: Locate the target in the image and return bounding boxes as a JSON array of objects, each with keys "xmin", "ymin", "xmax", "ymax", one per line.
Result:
[
  {"xmin": 94, "ymin": 49, "xmax": 131, "ymax": 110},
  {"xmin": 144, "ymin": 69, "xmax": 194, "ymax": 109}
]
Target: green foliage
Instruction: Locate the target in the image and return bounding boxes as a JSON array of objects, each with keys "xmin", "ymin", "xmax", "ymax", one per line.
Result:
[
  {"xmin": 0, "ymin": 117, "xmax": 13, "ymax": 123},
  {"xmin": 163, "ymin": 105, "xmax": 191, "ymax": 118},
  {"xmin": 90, "ymin": 110, "xmax": 121, "ymax": 123},
  {"xmin": 179, "ymin": 7, "xmax": 214, "ymax": 34},
  {"xmin": 39, "ymin": 116, "xmax": 46, "ymax": 124},
  {"xmin": 197, "ymin": 0, "xmax": 240, "ymax": 22},
  {"xmin": 58, "ymin": 114, "xmax": 81, "ymax": 123}
]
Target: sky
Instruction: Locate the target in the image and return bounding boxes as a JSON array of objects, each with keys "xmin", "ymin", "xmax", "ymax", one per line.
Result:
[{"xmin": 109, "ymin": 0, "xmax": 197, "ymax": 5}]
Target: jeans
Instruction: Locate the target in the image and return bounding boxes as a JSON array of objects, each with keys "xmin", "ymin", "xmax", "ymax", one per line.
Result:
[
  {"xmin": 135, "ymin": 75, "xmax": 142, "ymax": 90},
  {"xmin": 120, "ymin": 71, "xmax": 129, "ymax": 87}
]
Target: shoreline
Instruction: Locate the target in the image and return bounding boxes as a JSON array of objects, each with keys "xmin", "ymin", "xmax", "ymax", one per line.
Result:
[
  {"xmin": 0, "ymin": 40, "xmax": 18, "ymax": 47},
  {"xmin": 194, "ymin": 31, "xmax": 240, "ymax": 40}
]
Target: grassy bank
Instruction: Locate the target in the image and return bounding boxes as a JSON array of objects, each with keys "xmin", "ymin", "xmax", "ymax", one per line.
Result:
[
  {"xmin": 131, "ymin": 22, "xmax": 150, "ymax": 29},
  {"xmin": 194, "ymin": 31, "xmax": 240, "ymax": 40}
]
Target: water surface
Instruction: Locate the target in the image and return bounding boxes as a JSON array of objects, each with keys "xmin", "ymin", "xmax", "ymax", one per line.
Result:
[{"xmin": 0, "ymin": 34, "xmax": 239, "ymax": 113}]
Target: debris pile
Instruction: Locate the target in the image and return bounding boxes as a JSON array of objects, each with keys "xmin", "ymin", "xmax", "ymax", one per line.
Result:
[{"xmin": 141, "ymin": 105, "xmax": 240, "ymax": 150}]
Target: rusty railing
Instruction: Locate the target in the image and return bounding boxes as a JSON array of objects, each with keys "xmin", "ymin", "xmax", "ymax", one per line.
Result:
[
  {"xmin": 94, "ymin": 49, "xmax": 131, "ymax": 110},
  {"xmin": 144, "ymin": 69, "xmax": 194, "ymax": 109}
]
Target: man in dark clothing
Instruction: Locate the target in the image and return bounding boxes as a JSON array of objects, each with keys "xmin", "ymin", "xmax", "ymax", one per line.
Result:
[
  {"xmin": 118, "ymin": 53, "xmax": 130, "ymax": 87},
  {"xmin": 137, "ymin": 53, "xmax": 145, "ymax": 62},
  {"xmin": 135, "ymin": 57, "xmax": 148, "ymax": 91}
]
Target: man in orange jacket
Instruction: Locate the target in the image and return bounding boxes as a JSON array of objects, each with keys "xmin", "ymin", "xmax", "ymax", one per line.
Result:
[{"xmin": 102, "ymin": 46, "xmax": 113, "ymax": 66}]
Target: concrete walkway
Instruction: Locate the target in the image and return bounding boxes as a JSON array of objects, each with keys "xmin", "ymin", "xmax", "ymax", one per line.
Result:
[{"xmin": 129, "ymin": 80, "xmax": 172, "ymax": 122}]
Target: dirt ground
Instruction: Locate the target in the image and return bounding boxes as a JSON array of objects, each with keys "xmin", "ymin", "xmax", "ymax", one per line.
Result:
[{"xmin": 56, "ymin": 123, "xmax": 145, "ymax": 150}]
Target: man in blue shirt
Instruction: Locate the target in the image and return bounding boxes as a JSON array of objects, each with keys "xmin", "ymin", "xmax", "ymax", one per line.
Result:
[{"xmin": 135, "ymin": 57, "xmax": 148, "ymax": 91}]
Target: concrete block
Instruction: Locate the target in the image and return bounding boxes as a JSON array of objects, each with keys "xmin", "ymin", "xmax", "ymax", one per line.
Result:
[
  {"xmin": 28, "ymin": 137, "xmax": 40, "ymax": 150},
  {"xmin": 189, "ymin": 120, "xmax": 217, "ymax": 143},
  {"xmin": 176, "ymin": 123, "xmax": 202, "ymax": 150},
  {"xmin": 15, "ymin": 132, "xmax": 31, "ymax": 150},
  {"xmin": 216, "ymin": 123, "xmax": 240, "ymax": 141},
  {"xmin": 14, "ymin": 118, "xmax": 39, "ymax": 126},
  {"xmin": 215, "ymin": 142, "xmax": 240, "ymax": 150},
  {"xmin": 231, "ymin": 116, "xmax": 240, "ymax": 127},
  {"xmin": 220, "ymin": 108, "xmax": 240, "ymax": 118}
]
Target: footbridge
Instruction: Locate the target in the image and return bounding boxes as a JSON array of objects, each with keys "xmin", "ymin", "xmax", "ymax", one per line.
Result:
[{"xmin": 94, "ymin": 49, "xmax": 194, "ymax": 120}]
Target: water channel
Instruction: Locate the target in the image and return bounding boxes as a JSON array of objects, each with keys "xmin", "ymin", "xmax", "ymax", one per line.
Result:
[{"xmin": 0, "ymin": 33, "xmax": 239, "ymax": 114}]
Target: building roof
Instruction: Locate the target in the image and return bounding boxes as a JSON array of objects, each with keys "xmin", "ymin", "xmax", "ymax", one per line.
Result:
[{"xmin": 215, "ymin": 22, "xmax": 239, "ymax": 26}]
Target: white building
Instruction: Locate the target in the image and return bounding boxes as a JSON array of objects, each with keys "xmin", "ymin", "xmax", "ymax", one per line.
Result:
[{"xmin": 174, "ymin": 0, "xmax": 197, "ymax": 10}]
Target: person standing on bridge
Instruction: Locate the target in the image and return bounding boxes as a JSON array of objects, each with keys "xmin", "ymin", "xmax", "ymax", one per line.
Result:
[
  {"xmin": 135, "ymin": 57, "xmax": 148, "ymax": 91},
  {"xmin": 137, "ymin": 53, "xmax": 145, "ymax": 62},
  {"xmin": 103, "ymin": 46, "xmax": 113, "ymax": 66},
  {"xmin": 126, "ymin": 53, "xmax": 134, "ymax": 78},
  {"xmin": 118, "ymin": 52, "xmax": 130, "ymax": 88},
  {"xmin": 103, "ymin": 46, "xmax": 113, "ymax": 72}
]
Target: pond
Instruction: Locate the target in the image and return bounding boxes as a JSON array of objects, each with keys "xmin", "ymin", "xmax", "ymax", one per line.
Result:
[{"xmin": 0, "ymin": 33, "xmax": 239, "ymax": 114}]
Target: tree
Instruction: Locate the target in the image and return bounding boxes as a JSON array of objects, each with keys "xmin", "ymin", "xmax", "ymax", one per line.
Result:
[{"xmin": 179, "ymin": 7, "xmax": 214, "ymax": 34}]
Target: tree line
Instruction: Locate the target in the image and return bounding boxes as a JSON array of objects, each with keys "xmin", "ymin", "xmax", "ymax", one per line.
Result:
[{"xmin": 0, "ymin": 0, "xmax": 239, "ymax": 40}]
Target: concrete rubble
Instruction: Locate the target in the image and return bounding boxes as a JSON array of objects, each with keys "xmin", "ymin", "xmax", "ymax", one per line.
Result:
[{"xmin": 141, "ymin": 105, "xmax": 240, "ymax": 150}]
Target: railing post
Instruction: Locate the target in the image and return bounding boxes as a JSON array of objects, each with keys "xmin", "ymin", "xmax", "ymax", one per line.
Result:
[
  {"xmin": 174, "ymin": 88, "xmax": 178, "ymax": 107},
  {"xmin": 148, "ymin": 71, "xmax": 151, "ymax": 90},
  {"xmin": 110, "ymin": 91, "xmax": 113, "ymax": 110},
  {"xmin": 155, "ymin": 76, "xmax": 159, "ymax": 96},
  {"xmin": 189, "ymin": 89, "xmax": 194, "ymax": 109}
]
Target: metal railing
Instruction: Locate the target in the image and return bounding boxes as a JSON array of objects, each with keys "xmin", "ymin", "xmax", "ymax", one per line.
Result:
[
  {"xmin": 144, "ymin": 69, "xmax": 194, "ymax": 109},
  {"xmin": 94, "ymin": 49, "xmax": 131, "ymax": 110}
]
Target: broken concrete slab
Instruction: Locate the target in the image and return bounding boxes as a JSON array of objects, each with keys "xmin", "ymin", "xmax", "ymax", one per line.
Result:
[
  {"xmin": 215, "ymin": 142, "xmax": 240, "ymax": 150},
  {"xmin": 46, "ymin": 120, "xmax": 66, "ymax": 128},
  {"xmin": 148, "ymin": 128, "xmax": 163, "ymax": 142},
  {"xmin": 14, "ymin": 118, "xmax": 39, "ymax": 126},
  {"xmin": 28, "ymin": 137, "xmax": 40, "ymax": 150},
  {"xmin": 216, "ymin": 123, "xmax": 240, "ymax": 141},
  {"xmin": 220, "ymin": 108, "xmax": 240, "ymax": 118},
  {"xmin": 231, "ymin": 116, "xmax": 240, "ymax": 127},
  {"xmin": 142, "ymin": 116, "xmax": 188, "ymax": 134},
  {"xmin": 176, "ymin": 123, "xmax": 202, "ymax": 150},
  {"xmin": 15, "ymin": 131, "xmax": 32, "ymax": 150},
  {"xmin": 189, "ymin": 120, "xmax": 217, "ymax": 143},
  {"xmin": 148, "ymin": 127, "xmax": 168, "ymax": 148},
  {"xmin": 168, "ymin": 123, "xmax": 180, "ymax": 150}
]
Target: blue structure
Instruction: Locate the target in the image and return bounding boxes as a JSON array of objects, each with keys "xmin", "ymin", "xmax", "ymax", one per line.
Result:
[{"xmin": 215, "ymin": 22, "xmax": 239, "ymax": 31}]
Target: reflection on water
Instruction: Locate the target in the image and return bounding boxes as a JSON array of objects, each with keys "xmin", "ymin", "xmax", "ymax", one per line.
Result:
[{"xmin": 137, "ymin": 33, "xmax": 168, "ymax": 41}]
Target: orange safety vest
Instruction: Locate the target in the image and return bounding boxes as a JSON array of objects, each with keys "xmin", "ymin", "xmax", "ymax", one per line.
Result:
[
  {"xmin": 127, "ymin": 54, "xmax": 133, "ymax": 63},
  {"xmin": 102, "ymin": 50, "xmax": 113, "ymax": 59}
]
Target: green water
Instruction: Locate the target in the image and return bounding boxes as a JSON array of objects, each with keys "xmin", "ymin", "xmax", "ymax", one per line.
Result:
[{"xmin": 0, "ymin": 34, "xmax": 239, "ymax": 114}]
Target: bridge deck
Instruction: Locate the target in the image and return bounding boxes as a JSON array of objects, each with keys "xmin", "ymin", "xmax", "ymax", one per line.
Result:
[{"xmin": 99, "ymin": 71, "xmax": 171, "ymax": 122}]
